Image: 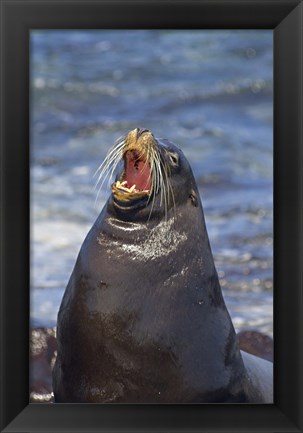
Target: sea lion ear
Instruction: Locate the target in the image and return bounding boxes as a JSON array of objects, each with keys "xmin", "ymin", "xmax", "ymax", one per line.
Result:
[
  {"xmin": 189, "ymin": 190, "xmax": 198, "ymax": 207},
  {"xmin": 167, "ymin": 151, "xmax": 179, "ymax": 167}
]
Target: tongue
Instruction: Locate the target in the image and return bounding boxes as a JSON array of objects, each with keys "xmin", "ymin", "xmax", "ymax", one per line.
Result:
[{"xmin": 124, "ymin": 151, "xmax": 151, "ymax": 191}]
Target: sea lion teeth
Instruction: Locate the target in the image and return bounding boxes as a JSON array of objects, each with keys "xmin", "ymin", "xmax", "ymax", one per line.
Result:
[
  {"xmin": 115, "ymin": 180, "xmax": 131, "ymax": 192},
  {"xmin": 116, "ymin": 181, "xmax": 139, "ymax": 192},
  {"xmin": 115, "ymin": 180, "xmax": 142, "ymax": 194}
]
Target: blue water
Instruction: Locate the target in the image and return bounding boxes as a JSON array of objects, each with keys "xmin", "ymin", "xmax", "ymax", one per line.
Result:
[{"xmin": 30, "ymin": 30, "xmax": 273, "ymax": 335}]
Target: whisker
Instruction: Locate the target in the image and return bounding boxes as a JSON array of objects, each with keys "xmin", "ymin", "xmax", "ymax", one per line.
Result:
[
  {"xmin": 153, "ymin": 150, "xmax": 164, "ymax": 204},
  {"xmin": 147, "ymin": 147, "xmax": 161, "ymax": 222},
  {"xmin": 94, "ymin": 139, "xmax": 125, "ymax": 206},
  {"xmin": 163, "ymin": 159, "xmax": 176, "ymax": 220},
  {"xmin": 159, "ymin": 158, "xmax": 169, "ymax": 221},
  {"xmin": 94, "ymin": 140, "xmax": 125, "ymax": 177},
  {"xmin": 94, "ymin": 141, "xmax": 125, "ymax": 184}
]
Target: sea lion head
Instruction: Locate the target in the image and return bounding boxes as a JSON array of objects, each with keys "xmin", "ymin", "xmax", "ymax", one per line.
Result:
[{"xmin": 96, "ymin": 127, "xmax": 200, "ymax": 221}]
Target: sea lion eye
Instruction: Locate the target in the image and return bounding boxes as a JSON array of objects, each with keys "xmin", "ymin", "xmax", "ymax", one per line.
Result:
[{"xmin": 168, "ymin": 152, "xmax": 179, "ymax": 167}]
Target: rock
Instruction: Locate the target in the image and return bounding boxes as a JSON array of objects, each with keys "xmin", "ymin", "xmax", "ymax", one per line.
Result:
[
  {"xmin": 237, "ymin": 330, "xmax": 273, "ymax": 362},
  {"xmin": 30, "ymin": 328, "xmax": 57, "ymax": 403}
]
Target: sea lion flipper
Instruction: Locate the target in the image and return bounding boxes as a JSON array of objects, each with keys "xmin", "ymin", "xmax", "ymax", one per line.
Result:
[{"xmin": 241, "ymin": 350, "xmax": 273, "ymax": 403}]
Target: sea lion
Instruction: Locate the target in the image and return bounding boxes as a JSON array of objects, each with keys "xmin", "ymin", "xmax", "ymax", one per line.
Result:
[{"xmin": 52, "ymin": 128, "xmax": 273, "ymax": 403}]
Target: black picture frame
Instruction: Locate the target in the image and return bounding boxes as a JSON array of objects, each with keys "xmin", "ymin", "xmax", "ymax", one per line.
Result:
[{"xmin": 0, "ymin": 0, "xmax": 302, "ymax": 432}]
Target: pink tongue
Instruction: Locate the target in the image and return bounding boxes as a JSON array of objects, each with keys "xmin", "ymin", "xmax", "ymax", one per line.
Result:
[{"xmin": 124, "ymin": 151, "xmax": 151, "ymax": 191}]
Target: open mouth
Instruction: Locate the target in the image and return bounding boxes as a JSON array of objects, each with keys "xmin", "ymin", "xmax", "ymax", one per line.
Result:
[{"xmin": 112, "ymin": 149, "xmax": 152, "ymax": 203}]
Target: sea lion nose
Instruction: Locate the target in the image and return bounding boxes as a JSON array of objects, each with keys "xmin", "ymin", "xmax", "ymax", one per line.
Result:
[{"xmin": 136, "ymin": 128, "xmax": 149, "ymax": 139}]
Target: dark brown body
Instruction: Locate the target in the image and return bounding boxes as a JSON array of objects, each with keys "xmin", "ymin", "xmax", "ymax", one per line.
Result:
[{"xmin": 53, "ymin": 137, "xmax": 273, "ymax": 403}]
